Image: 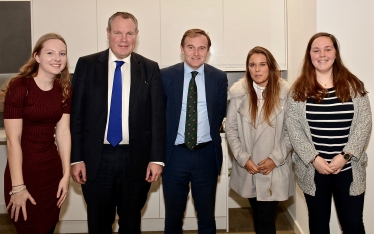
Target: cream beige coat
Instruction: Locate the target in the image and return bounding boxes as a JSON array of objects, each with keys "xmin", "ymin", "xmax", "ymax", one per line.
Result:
[{"xmin": 226, "ymin": 78, "xmax": 294, "ymax": 201}]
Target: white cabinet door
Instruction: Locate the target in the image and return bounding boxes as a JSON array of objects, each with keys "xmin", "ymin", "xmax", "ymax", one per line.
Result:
[
  {"xmin": 159, "ymin": 0, "xmax": 224, "ymax": 69},
  {"xmin": 223, "ymin": 0, "xmax": 287, "ymax": 70},
  {"xmin": 96, "ymin": 0, "xmax": 161, "ymax": 64},
  {"xmin": 31, "ymin": 0, "xmax": 97, "ymax": 73}
]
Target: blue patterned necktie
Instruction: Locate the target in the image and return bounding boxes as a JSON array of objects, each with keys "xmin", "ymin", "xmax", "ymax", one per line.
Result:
[{"xmin": 107, "ymin": 60, "xmax": 125, "ymax": 147}]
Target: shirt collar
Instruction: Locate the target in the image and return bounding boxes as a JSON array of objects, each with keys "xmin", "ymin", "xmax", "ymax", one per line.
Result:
[
  {"xmin": 183, "ymin": 62, "xmax": 204, "ymax": 77},
  {"xmin": 109, "ymin": 48, "xmax": 131, "ymax": 64}
]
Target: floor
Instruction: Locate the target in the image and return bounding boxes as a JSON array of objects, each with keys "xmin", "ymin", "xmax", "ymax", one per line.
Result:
[{"xmin": 0, "ymin": 207, "xmax": 295, "ymax": 234}]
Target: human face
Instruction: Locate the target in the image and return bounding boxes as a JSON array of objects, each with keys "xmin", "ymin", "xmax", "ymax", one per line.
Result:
[
  {"xmin": 248, "ymin": 53, "xmax": 269, "ymax": 87},
  {"xmin": 34, "ymin": 39, "xmax": 67, "ymax": 78},
  {"xmin": 180, "ymin": 35, "xmax": 209, "ymax": 70},
  {"xmin": 107, "ymin": 16, "xmax": 138, "ymax": 59},
  {"xmin": 310, "ymin": 36, "xmax": 336, "ymax": 74}
]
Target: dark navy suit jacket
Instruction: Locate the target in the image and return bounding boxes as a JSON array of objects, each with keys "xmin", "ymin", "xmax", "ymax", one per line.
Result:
[{"xmin": 161, "ymin": 62, "xmax": 227, "ymax": 174}]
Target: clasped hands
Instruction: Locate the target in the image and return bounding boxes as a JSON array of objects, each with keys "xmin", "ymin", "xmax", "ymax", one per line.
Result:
[
  {"xmin": 312, "ymin": 154, "xmax": 348, "ymax": 175},
  {"xmin": 244, "ymin": 157, "xmax": 276, "ymax": 175}
]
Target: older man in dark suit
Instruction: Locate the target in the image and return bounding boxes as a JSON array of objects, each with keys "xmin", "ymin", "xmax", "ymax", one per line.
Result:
[
  {"xmin": 70, "ymin": 12, "xmax": 166, "ymax": 233},
  {"xmin": 161, "ymin": 29, "xmax": 228, "ymax": 234}
]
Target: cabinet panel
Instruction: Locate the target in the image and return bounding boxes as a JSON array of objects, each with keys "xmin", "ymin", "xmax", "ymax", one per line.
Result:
[
  {"xmin": 223, "ymin": 0, "xmax": 287, "ymax": 70},
  {"xmin": 96, "ymin": 0, "xmax": 161, "ymax": 63},
  {"xmin": 160, "ymin": 0, "xmax": 224, "ymax": 68},
  {"xmin": 31, "ymin": 0, "xmax": 97, "ymax": 72}
]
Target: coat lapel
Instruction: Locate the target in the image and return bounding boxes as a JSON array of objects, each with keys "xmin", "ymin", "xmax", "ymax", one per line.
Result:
[
  {"xmin": 96, "ymin": 49, "xmax": 109, "ymax": 113},
  {"xmin": 204, "ymin": 64, "xmax": 214, "ymax": 126},
  {"xmin": 174, "ymin": 63, "xmax": 185, "ymax": 123},
  {"xmin": 129, "ymin": 53, "xmax": 142, "ymax": 114}
]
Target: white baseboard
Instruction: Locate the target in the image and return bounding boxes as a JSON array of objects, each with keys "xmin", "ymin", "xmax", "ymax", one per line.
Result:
[
  {"xmin": 0, "ymin": 203, "xmax": 6, "ymax": 213},
  {"xmin": 55, "ymin": 217, "xmax": 227, "ymax": 233},
  {"xmin": 228, "ymin": 197, "xmax": 250, "ymax": 208},
  {"xmin": 280, "ymin": 204, "xmax": 303, "ymax": 234}
]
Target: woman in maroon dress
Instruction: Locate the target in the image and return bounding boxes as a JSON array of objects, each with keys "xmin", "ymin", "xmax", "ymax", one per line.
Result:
[{"xmin": 1, "ymin": 33, "xmax": 71, "ymax": 233}]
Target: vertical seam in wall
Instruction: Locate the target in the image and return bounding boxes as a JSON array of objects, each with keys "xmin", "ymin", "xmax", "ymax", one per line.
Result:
[
  {"xmin": 159, "ymin": 0, "xmax": 162, "ymax": 67},
  {"xmin": 96, "ymin": 0, "xmax": 99, "ymax": 52}
]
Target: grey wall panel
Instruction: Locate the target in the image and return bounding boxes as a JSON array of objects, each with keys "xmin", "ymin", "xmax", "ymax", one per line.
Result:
[{"xmin": 0, "ymin": 1, "xmax": 31, "ymax": 73}]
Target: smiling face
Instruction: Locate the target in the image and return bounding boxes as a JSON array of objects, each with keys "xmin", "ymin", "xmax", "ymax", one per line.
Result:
[
  {"xmin": 248, "ymin": 53, "xmax": 269, "ymax": 87},
  {"xmin": 34, "ymin": 39, "xmax": 67, "ymax": 78},
  {"xmin": 180, "ymin": 35, "xmax": 209, "ymax": 70},
  {"xmin": 107, "ymin": 16, "xmax": 138, "ymax": 59},
  {"xmin": 310, "ymin": 36, "xmax": 336, "ymax": 74}
]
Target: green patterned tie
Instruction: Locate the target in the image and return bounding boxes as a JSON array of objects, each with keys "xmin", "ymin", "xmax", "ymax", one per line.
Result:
[{"xmin": 185, "ymin": 71, "xmax": 198, "ymax": 150}]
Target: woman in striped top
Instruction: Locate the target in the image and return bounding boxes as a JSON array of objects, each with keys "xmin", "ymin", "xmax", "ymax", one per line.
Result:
[{"xmin": 285, "ymin": 32, "xmax": 371, "ymax": 234}]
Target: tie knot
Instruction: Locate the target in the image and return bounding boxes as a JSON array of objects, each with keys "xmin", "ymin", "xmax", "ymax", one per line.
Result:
[
  {"xmin": 191, "ymin": 71, "xmax": 198, "ymax": 79},
  {"xmin": 115, "ymin": 60, "xmax": 125, "ymax": 68}
]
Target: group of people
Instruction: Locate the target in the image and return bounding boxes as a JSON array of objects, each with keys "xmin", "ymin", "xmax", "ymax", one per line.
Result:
[{"xmin": 1, "ymin": 11, "xmax": 371, "ymax": 234}]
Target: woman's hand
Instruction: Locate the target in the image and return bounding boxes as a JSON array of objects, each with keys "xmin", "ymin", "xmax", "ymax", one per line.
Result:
[
  {"xmin": 257, "ymin": 158, "xmax": 276, "ymax": 175},
  {"xmin": 244, "ymin": 159, "xmax": 259, "ymax": 174},
  {"xmin": 329, "ymin": 154, "xmax": 347, "ymax": 174},
  {"xmin": 56, "ymin": 176, "xmax": 69, "ymax": 208},
  {"xmin": 6, "ymin": 189, "xmax": 36, "ymax": 222},
  {"xmin": 312, "ymin": 156, "xmax": 334, "ymax": 175}
]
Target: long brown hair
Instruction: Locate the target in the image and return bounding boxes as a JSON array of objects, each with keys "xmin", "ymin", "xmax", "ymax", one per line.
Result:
[
  {"xmin": 0, "ymin": 33, "xmax": 71, "ymax": 104},
  {"xmin": 245, "ymin": 46, "xmax": 281, "ymax": 126},
  {"xmin": 292, "ymin": 32, "xmax": 367, "ymax": 102}
]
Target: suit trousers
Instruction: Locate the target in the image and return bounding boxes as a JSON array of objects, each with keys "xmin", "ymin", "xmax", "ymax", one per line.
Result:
[
  {"xmin": 82, "ymin": 145, "xmax": 151, "ymax": 234},
  {"xmin": 304, "ymin": 169, "xmax": 365, "ymax": 234},
  {"xmin": 248, "ymin": 198, "xmax": 279, "ymax": 234},
  {"xmin": 163, "ymin": 143, "xmax": 218, "ymax": 234}
]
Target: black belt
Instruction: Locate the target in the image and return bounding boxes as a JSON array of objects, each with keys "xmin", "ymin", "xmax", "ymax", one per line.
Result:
[{"xmin": 178, "ymin": 141, "xmax": 212, "ymax": 150}]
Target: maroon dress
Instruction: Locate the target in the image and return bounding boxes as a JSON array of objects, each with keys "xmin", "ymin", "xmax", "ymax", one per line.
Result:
[{"xmin": 3, "ymin": 77, "xmax": 71, "ymax": 233}]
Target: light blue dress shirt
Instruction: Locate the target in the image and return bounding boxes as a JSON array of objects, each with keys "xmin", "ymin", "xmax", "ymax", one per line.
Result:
[{"xmin": 175, "ymin": 63, "xmax": 212, "ymax": 145}]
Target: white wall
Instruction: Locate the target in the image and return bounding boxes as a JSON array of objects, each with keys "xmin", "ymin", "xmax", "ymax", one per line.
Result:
[
  {"xmin": 286, "ymin": 0, "xmax": 374, "ymax": 233},
  {"xmin": 285, "ymin": 1, "xmax": 317, "ymax": 233},
  {"xmin": 316, "ymin": 0, "xmax": 374, "ymax": 233}
]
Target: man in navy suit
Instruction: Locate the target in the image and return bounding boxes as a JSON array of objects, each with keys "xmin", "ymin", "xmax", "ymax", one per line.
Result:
[
  {"xmin": 161, "ymin": 29, "xmax": 228, "ymax": 234},
  {"xmin": 70, "ymin": 12, "xmax": 165, "ymax": 233}
]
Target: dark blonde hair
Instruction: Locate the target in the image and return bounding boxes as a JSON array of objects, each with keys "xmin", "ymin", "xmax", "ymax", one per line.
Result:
[
  {"xmin": 245, "ymin": 46, "xmax": 281, "ymax": 126},
  {"xmin": 1, "ymin": 33, "xmax": 71, "ymax": 104},
  {"xmin": 292, "ymin": 32, "xmax": 367, "ymax": 102},
  {"xmin": 180, "ymin": 28, "xmax": 211, "ymax": 50}
]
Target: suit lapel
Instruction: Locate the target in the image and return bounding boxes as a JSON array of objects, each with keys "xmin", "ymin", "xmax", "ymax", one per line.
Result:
[
  {"xmin": 204, "ymin": 64, "xmax": 214, "ymax": 126},
  {"xmin": 129, "ymin": 53, "xmax": 142, "ymax": 115},
  {"xmin": 174, "ymin": 63, "xmax": 185, "ymax": 123},
  {"xmin": 96, "ymin": 50, "xmax": 109, "ymax": 112}
]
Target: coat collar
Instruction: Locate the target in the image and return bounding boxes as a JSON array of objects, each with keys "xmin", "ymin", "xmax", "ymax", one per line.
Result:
[{"xmin": 232, "ymin": 78, "xmax": 290, "ymax": 142}]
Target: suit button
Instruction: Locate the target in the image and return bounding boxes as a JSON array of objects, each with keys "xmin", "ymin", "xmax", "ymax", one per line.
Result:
[{"xmin": 99, "ymin": 139, "xmax": 103, "ymax": 142}]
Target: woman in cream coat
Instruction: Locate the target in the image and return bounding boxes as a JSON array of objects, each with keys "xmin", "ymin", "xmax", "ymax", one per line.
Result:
[{"xmin": 226, "ymin": 46, "xmax": 294, "ymax": 234}]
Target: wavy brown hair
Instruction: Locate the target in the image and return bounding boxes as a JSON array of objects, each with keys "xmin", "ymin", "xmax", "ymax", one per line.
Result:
[
  {"xmin": 245, "ymin": 46, "xmax": 281, "ymax": 126},
  {"xmin": 0, "ymin": 33, "xmax": 71, "ymax": 104},
  {"xmin": 291, "ymin": 32, "xmax": 367, "ymax": 102}
]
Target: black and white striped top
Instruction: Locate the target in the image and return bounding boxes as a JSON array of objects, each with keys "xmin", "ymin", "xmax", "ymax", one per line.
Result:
[{"xmin": 306, "ymin": 88, "xmax": 354, "ymax": 171}]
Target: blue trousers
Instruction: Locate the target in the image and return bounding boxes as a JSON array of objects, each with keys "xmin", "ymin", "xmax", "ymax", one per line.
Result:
[
  {"xmin": 163, "ymin": 143, "xmax": 218, "ymax": 234},
  {"xmin": 304, "ymin": 169, "xmax": 365, "ymax": 234}
]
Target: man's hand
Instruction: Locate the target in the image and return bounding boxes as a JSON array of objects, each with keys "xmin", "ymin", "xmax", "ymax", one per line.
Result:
[
  {"xmin": 244, "ymin": 158, "xmax": 259, "ymax": 174},
  {"xmin": 257, "ymin": 158, "xmax": 276, "ymax": 175},
  {"xmin": 145, "ymin": 163, "xmax": 163, "ymax": 182},
  {"xmin": 71, "ymin": 162, "xmax": 87, "ymax": 184}
]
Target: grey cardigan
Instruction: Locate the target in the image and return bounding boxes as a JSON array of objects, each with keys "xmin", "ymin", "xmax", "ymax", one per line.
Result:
[
  {"xmin": 285, "ymin": 90, "xmax": 372, "ymax": 196},
  {"xmin": 226, "ymin": 78, "xmax": 294, "ymax": 201}
]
